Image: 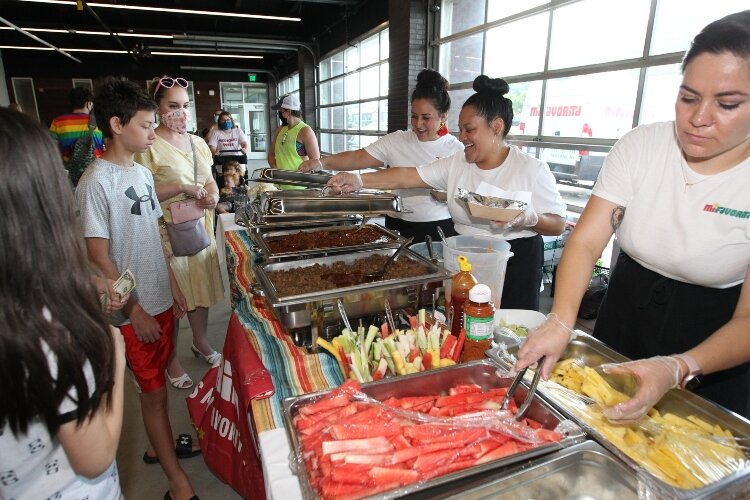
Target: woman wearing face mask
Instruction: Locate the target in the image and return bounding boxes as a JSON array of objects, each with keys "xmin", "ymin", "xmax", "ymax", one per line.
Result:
[
  {"xmin": 517, "ymin": 11, "xmax": 750, "ymax": 421},
  {"xmin": 208, "ymin": 111, "xmax": 248, "ymax": 183},
  {"xmin": 299, "ymin": 69, "xmax": 464, "ymax": 243},
  {"xmin": 135, "ymin": 76, "xmax": 225, "ymax": 389},
  {"xmin": 267, "ymin": 94, "xmax": 320, "ymax": 190},
  {"xmin": 327, "ymin": 75, "xmax": 567, "ymax": 310}
]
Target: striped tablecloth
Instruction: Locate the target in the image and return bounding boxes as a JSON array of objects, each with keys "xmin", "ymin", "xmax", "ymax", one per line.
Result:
[{"xmin": 224, "ymin": 230, "xmax": 344, "ymax": 434}]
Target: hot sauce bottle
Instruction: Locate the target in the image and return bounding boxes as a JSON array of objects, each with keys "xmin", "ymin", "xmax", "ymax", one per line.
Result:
[
  {"xmin": 449, "ymin": 255, "xmax": 477, "ymax": 337},
  {"xmin": 461, "ymin": 284, "xmax": 495, "ymax": 362}
]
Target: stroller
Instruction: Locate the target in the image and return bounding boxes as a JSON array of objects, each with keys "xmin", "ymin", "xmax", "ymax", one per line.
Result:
[{"xmin": 212, "ymin": 149, "xmax": 247, "ymax": 191}]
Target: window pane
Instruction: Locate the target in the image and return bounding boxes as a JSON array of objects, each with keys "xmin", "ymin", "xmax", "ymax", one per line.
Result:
[
  {"xmin": 380, "ymin": 63, "xmax": 389, "ymax": 96},
  {"xmin": 346, "ymin": 134, "xmax": 360, "ymax": 151},
  {"xmin": 650, "ymin": 1, "xmax": 748, "ymax": 55},
  {"xmin": 360, "ymin": 66, "xmax": 379, "ymax": 100},
  {"xmin": 380, "ymin": 28, "xmax": 389, "ymax": 60},
  {"xmin": 360, "ymin": 135, "xmax": 379, "ymax": 148},
  {"xmin": 440, "ymin": 0, "xmax": 487, "ymax": 37},
  {"xmin": 361, "ymin": 34, "xmax": 379, "ymax": 66},
  {"xmin": 379, "ymin": 99, "xmax": 388, "ymax": 131},
  {"xmin": 319, "ymin": 81, "xmax": 331, "ymax": 106},
  {"xmin": 487, "ymin": 0, "xmax": 549, "ymax": 21},
  {"xmin": 361, "ymin": 101, "xmax": 379, "ymax": 131},
  {"xmin": 331, "ymin": 106, "xmax": 345, "ymax": 130},
  {"xmin": 293, "ymin": 74, "xmax": 299, "ymax": 91},
  {"xmin": 320, "ymin": 107, "xmax": 331, "ymax": 129},
  {"xmin": 332, "ymin": 134, "xmax": 346, "ymax": 153},
  {"xmin": 332, "ymin": 52, "xmax": 345, "ymax": 77},
  {"xmin": 346, "ymin": 104, "xmax": 360, "ymax": 130},
  {"xmin": 320, "ymin": 57, "xmax": 331, "ymax": 80},
  {"xmin": 541, "ymin": 69, "xmax": 639, "ymax": 139},
  {"xmin": 321, "ymin": 133, "xmax": 331, "ymax": 154},
  {"xmin": 439, "ymin": 34, "xmax": 483, "ymax": 85},
  {"xmin": 508, "ymin": 80, "xmax": 543, "ymax": 136},
  {"xmin": 446, "ymin": 89, "xmax": 474, "ymax": 133},
  {"xmin": 548, "ymin": 0, "xmax": 650, "ymax": 69},
  {"xmin": 345, "ymin": 73, "xmax": 360, "ymax": 101},
  {"xmin": 639, "ymin": 64, "xmax": 682, "ymax": 125},
  {"xmin": 485, "ymin": 14, "xmax": 548, "ymax": 77},
  {"xmin": 345, "ymin": 46, "xmax": 359, "ymax": 72},
  {"xmin": 331, "ymin": 77, "xmax": 344, "ymax": 104}
]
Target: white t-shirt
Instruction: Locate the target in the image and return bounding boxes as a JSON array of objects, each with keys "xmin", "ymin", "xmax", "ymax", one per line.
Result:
[
  {"xmin": 76, "ymin": 159, "xmax": 173, "ymax": 324},
  {"xmin": 592, "ymin": 121, "xmax": 750, "ymax": 288},
  {"xmin": 208, "ymin": 127, "xmax": 247, "ymax": 156},
  {"xmin": 417, "ymin": 146, "xmax": 567, "ymax": 240},
  {"xmin": 0, "ymin": 328, "xmax": 121, "ymax": 500},
  {"xmin": 365, "ymin": 130, "xmax": 464, "ymax": 222}
]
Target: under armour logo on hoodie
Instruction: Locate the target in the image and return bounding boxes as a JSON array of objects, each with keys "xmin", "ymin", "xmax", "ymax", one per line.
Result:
[{"xmin": 125, "ymin": 185, "xmax": 155, "ymax": 215}]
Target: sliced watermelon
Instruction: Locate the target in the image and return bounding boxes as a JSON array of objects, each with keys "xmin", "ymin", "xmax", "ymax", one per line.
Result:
[
  {"xmin": 298, "ymin": 392, "xmax": 351, "ymax": 417},
  {"xmin": 389, "ymin": 434, "xmax": 412, "ymax": 451},
  {"xmin": 369, "ymin": 466, "xmax": 419, "ymax": 486},
  {"xmin": 412, "ymin": 448, "xmax": 461, "ymax": 471},
  {"xmin": 329, "ymin": 421, "xmax": 402, "ymax": 440},
  {"xmin": 420, "ymin": 458, "xmax": 476, "ymax": 480},
  {"xmin": 535, "ymin": 428, "xmax": 563, "ymax": 442},
  {"xmin": 322, "ymin": 436, "xmax": 392, "ymax": 455},
  {"xmin": 448, "ymin": 383, "xmax": 483, "ymax": 395},
  {"xmin": 343, "ymin": 453, "xmax": 393, "ymax": 465},
  {"xmin": 474, "ymin": 440, "xmax": 520, "ymax": 465}
]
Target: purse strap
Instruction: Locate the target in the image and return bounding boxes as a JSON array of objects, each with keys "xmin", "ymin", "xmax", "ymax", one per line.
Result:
[{"xmin": 189, "ymin": 136, "xmax": 198, "ymax": 186}]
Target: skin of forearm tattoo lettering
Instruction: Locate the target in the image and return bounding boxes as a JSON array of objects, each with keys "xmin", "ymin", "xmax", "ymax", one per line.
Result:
[{"xmin": 610, "ymin": 206, "xmax": 625, "ymax": 232}]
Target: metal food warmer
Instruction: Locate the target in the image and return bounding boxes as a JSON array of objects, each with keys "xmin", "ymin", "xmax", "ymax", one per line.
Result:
[
  {"xmin": 487, "ymin": 335, "xmax": 750, "ymax": 498},
  {"xmin": 282, "ymin": 360, "xmax": 586, "ymax": 500}
]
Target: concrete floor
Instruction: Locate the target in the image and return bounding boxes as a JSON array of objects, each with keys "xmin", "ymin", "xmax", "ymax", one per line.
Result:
[{"xmin": 116, "ymin": 296, "xmax": 242, "ymax": 500}]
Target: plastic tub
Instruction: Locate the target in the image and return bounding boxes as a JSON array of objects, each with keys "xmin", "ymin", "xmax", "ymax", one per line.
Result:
[
  {"xmin": 443, "ymin": 235, "xmax": 513, "ymax": 308},
  {"xmin": 409, "ymin": 241, "xmax": 444, "ymax": 263}
]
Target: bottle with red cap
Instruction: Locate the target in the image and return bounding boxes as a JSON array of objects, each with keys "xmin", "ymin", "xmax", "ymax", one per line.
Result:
[
  {"xmin": 449, "ymin": 255, "xmax": 477, "ymax": 337},
  {"xmin": 461, "ymin": 284, "xmax": 495, "ymax": 362}
]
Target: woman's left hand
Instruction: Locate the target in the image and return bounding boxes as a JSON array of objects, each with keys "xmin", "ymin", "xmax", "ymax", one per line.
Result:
[
  {"xmin": 197, "ymin": 193, "xmax": 219, "ymax": 209},
  {"xmin": 490, "ymin": 204, "xmax": 539, "ymax": 231}
]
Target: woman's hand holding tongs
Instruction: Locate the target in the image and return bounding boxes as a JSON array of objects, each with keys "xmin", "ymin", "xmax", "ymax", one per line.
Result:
[{"xmin": 515, "ymin": 313, "xmax": 576, "ymax": 380}]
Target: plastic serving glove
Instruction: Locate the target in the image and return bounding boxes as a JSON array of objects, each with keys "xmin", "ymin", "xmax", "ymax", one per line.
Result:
[
  {"xmin": 299, "ymin": 158, "xmax": 323, "ymax": 173},
  {"xmin": 490, "ymin": 203, "xmax": 539, "ymax": 232},
  {"xmin": 326, "ymin": 172, "xmax": 362, "ymax": 194},
  {"xmin": 515, "ymin": 313, "xmax": 576, "ymax": 380},
  {"xmin": 601, "ymin": 355, "xmax": 682, "ymax": 423}
]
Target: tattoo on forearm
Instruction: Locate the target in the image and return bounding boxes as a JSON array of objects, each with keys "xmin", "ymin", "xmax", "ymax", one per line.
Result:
[{"xmin": 610, "ymin": 206, "xmax": 625, "ymax": 231}]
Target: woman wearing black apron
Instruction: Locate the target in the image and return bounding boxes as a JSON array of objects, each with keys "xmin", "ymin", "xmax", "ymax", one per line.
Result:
[
  {"xmin": 517, "ymin": 10, "xmax": 750, "ymax": 419},
  {"xmin": 326, "ymin": 75, "xmax": 568, "ymax": 311}
]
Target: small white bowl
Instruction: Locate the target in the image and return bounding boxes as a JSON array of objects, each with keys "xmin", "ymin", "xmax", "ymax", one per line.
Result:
[{"xmin": 493, "ymin": 309, "xmax": 547, "ymax": 345}]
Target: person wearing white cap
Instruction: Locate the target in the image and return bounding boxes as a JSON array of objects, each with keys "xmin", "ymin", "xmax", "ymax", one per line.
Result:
[{"xmin": 268, "ymin": 94, "xmax": 320, "ymax": 190}]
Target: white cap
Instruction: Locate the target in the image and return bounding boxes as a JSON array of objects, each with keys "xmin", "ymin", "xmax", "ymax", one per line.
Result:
[
  {"xmin": 281, "ymin": 94, "xmax": 301, "ymax": 111},
  {"xmin": 469, "ymin": 284, "xmax": 492, "ymax": 303}
]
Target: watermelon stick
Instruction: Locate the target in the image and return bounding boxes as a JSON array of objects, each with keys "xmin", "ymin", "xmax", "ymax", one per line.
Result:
[{"xmin": 453, "ymin": 327, "xmax": 466, "ymax": 362}]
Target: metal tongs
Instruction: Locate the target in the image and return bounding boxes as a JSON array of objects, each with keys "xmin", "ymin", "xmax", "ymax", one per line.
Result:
[{"xmin": 501, "ymin": 356, "xmax": 545, "ymax": 421}]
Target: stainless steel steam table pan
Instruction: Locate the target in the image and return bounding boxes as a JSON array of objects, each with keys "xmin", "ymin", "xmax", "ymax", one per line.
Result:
[
  {"xmin": 259, "ymin": 189, "xmax": 402, "ymax": 217},
  {"xmin": 282, "ymin": 360, "xmax": 585, "ymax": 500},
  {"xmin": 487, "ymin": 335, "xmax": 750, "ymax": 498},
  {"xmin": 250, "ymin": 167, "xmax": 333, "ymax": 188}
]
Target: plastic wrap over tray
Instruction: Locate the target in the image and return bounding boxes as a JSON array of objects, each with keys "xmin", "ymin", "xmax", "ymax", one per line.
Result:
[
  {"xmin": 282, "ymin": 360, "xmax": 585, "ymax": 499},
  {"xmin": 487, "ymin": 335, "xmax": 750, "ymax": 498}
]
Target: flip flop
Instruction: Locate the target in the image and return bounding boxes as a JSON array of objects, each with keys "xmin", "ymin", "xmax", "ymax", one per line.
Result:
[{"xmin": 143, "ymin": 434, "xmax": 201, "ymax": 464}]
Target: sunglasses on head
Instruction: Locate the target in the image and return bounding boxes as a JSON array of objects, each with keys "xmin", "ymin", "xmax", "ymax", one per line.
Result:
[{"xmin": 153, "ymin": 77, "xmax": 188, "ymax": 99}]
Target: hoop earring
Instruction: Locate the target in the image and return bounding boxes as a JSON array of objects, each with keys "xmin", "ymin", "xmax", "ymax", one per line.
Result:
[{"xmin": 437, "ymin": 121, "xmax": 448, "ymax": 137}]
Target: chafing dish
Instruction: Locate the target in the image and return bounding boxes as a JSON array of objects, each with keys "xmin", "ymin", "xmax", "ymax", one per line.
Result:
[
  {"xmin": 250, "ymin": 168, "xmax": 333, "ymax": 188},
  {"xmin": 282, "ymin": 360, "xmax": 585, "ymax": 500},
  {"xmin": 247, "ymin": 223, "xmax": 402, "ymax": 262},
  {"xmin": 259, "ymin": 189, "xmax": 402, "ymax": 218},
  {"xmin": 235, "ymin": 199, "xmax": 363, "ymax": 230},
  {"xmin": 250, "ymin": 247, "xmax": 450, "ymax": 349},
  {"xmin": 487, "ymin": 335, "xmax": 750, "ymax": 498}
]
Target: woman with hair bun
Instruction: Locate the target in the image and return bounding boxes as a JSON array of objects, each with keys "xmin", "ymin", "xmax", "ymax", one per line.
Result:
[
  {"xmin": 327, "ymin": 75, "xmax": 567, "ymax": 310},
  {"xmin": 300, "ymin": 69, "xmax": 464, "ymax": 243}
]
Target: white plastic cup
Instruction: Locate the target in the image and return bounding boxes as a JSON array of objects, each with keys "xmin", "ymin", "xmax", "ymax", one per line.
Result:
[{"xmin": 442, "ymin": 235, "xmax": 513, "ymax": 309}]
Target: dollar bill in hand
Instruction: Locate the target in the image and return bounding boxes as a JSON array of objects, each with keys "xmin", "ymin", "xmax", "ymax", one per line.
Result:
[{"xmin": 112, "ymin": 269, "xmax": 136, "ymax": 299}]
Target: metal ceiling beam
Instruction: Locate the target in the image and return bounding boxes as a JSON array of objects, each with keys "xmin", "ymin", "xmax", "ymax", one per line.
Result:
[
  {"xmin": 80, "ymin": 0, "xmax": 139, "ymax": 63},
  {"xmin": 0, "ymin": 15, "xmax": 81, "ymax": 63},
  {"xmin": 172, "ymin": 34, "xmax": 318, "ymax": 66}
]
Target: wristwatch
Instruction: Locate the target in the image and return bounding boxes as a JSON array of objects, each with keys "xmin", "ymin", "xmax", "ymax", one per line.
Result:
[{"xmin": 672, "ymin": 354, "xmax": 702, "ymax": 390}]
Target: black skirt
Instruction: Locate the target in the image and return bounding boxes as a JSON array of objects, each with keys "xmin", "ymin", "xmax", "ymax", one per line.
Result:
[
  {"xmin": 594, "ymin": 251, "xmax": 748, "ymax": 417},
  {"xmin": 500, "ymin": 235, "xmax": 543, "ymax": 311},
  {"xmin": 384, "ymin": 215, "xmax": 457, "ymax": 244}
]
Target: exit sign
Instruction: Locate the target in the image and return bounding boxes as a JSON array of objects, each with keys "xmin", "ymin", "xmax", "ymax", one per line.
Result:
[{"xmin": 247, "ymin": 73, "xmax": 257, "ymax": 82}]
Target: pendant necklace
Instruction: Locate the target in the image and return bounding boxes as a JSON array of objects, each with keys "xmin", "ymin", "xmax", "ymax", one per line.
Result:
[{"xmin": 680, "ymin": 162, "xmax": 710, "ymax": 193}]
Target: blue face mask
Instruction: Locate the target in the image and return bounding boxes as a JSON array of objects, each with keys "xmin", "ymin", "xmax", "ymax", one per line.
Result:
[{"xmin": 220, "ymin": 121, "xmax": 232, "ymax": 130}]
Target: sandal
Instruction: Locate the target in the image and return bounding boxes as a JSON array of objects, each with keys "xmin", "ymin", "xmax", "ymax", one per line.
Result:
[
  {"xmin": 190, "ymin": 344, "xmax": 221, "ymax": 367},
  {"xmin": 166, "ymin": 371, "xmax": 194, "ymax": 390},
  {"xmin": 143, "ymin": 434, "xmax": 201, "ymax": 465}
]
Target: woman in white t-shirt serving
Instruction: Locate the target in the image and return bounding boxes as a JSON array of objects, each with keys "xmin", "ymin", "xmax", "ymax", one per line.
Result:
[
  {"xmin": 517, "ymin": 10, "xmax": 750, "ymax": 419},
  {"xmin": 327, "ymin": 75, "xmax": 567, "ymax": 310},
  {"xmin": 300, "ymin": 69, "xmax": 464, "ymax": 243}
]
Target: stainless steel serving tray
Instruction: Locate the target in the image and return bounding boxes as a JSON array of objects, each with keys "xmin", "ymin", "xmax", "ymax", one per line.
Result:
[
  {"xmin": 248, "ymin": 223, "xmax": 403, "ymax": 262},
  {"xmin": 260, "ymin": 189, "xmax": 402, "ymax": 217},
  {"xmin": 422, "ymin": 440, "xmax": 638, "ymax": 499},
  {"xmin": 282, "ymin": 360, "xmax": 585, "ymax": 500},
  {"xmin": 487, "ymin": 335, "xmax": 750, "ymax": 498},
  {"xmin": 237, "ymin": 199, "xmax": 363, "ymax": 229},
  {"xmin": 250, "ymin": 167, "xmax": 333, "ymax": 188}
]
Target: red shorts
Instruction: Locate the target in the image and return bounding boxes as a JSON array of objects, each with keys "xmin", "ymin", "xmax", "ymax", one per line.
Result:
[{"xmin": 119, "ymin": 308, "xmax": 174, "ymax": 393}]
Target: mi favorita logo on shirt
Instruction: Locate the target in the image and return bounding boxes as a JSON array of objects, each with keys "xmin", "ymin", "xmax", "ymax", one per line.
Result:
[{"xmin": 703, "ymin": 203, "xmax": 750, "ymax": 219}]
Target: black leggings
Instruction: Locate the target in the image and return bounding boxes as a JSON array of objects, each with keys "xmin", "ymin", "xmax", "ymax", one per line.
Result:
[
  {"xmin": 594, "ymin": 251, "xmax": 748, "ymax": 417},
  {"xmin": 500, "ymin": 235, "xmax": 543, "ymax": 311},
  {"xmin": 384, "ymin": 216, "xmax": 457, "ymax": 244}
]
